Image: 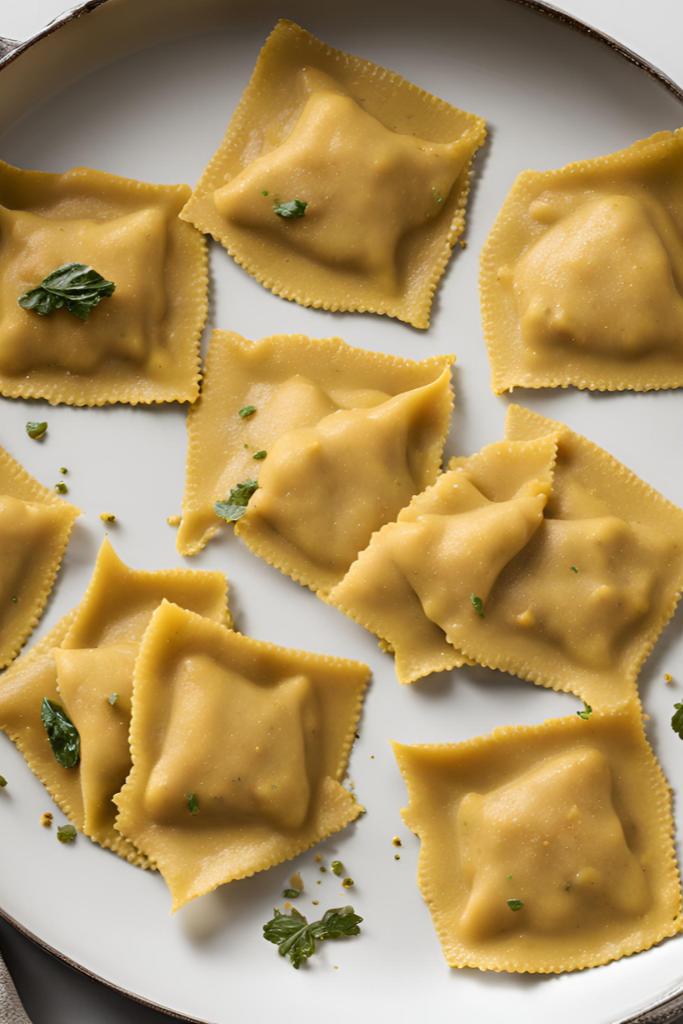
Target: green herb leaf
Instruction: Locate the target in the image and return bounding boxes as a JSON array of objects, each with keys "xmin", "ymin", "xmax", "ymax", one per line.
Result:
[
  {"xmin": 108, "ymin": 693, "xmax": 118, "ymax": 706},
  {"xmin": 331, "ymin": 860, "xmax": 343, "ymax": 876},
  {"xmin": 19, "ymin": 263, "xmax": 116, "ymax": 321},
  {"xmin": 252, "ymin": 450, "xmax": 267, "ymax": 461},
  {"xmin": 55, "ymin": 482, "xmax": 68, "ymax": 495},
  {"xmin": 57, "ymin": 823, "xmax": 77, "ymax": 844},
  {"xmin": 11, "ymin": 596, "xmax": 17, "ymax": 604},
  {"xmin": 470, "ymin": 594, "xmax": 484, "ymax": 618},
  {"xmin": 188, "ymin": 793, "xmax": 199, "ymax": 815},
  {"xmin": 672, "ymin": 703, "xmax": 683, "ymax": 739},
  {"xmin": 41, "ymin": 698, "xmax": 80, "ymax": 768},
  {"xmin": 570, "ymin": 566, "xmax": 578, "ymax": 573},
  {"xmin": 60, "ymin": 467, "xmax": 68, "ymax": 475},
  {"xmin": 283, "ymin": 888, "xmax": 300, "ymax": 898},
  {"xmin": 273, "ymin": 199, "xmax": 307, "ymax": 219},
  {"xmin": 239, "ymin": 405, "xmax": 256, "ymax": 419},
  {"xmin": 0, "ymin": 775, "xmax": 7, "ymax": 788},
  {"xmin": 26, "ymin": 421, "xmax": 48, "ymax": 440},
  {"xmin": 507, "ymin": 899, "xmax": 524, "ymax": 911},
  {"xmin": 577, "ymin": 701, "xmax": 593, "ymax": 720},
  {"xmin": 214, "ymin": 479, "xmax": 259, "ymax": 523},
  {"xmin": 263, "ymin": 905, "xmax": 362, "ymax": 969}
]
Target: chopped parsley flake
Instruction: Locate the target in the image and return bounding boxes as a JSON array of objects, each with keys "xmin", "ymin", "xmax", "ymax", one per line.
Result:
[
  {"xmin": 283, "ymin": 888, "xmax": 300, "ymax": 898},
  {"xmin": 263, "ymin": 905, "xmax": 362, "ymax": 969},
  {"xmin": 252, "ymin": 449, "xmax": 267, "ymax": 461},
  {"xmin": 214, "ymin": 479, "xmax": 259, "ymax": 522},
  {"xmin": 470, "ymin": 594, "xmax": 484, "ymax": 618},
  {"xmin": 239, "ymin": 405, "xmax": 256, "ymax": 419},
  {"xmin": 55, "ymin": 482, "xmax": 68, "ymax": 495},
  {"xmin": 273, "ymin": 199, "xmax": 307, "ymax": 219},
  {"xmin": 11, "ymin": 596, "xmax": 17, "ymax": 604},
  {"xmin": 331, "ymin": 860, "xmax": 343, "ymax": 876},
  {"xmin": 672, "ymin": 703, "xmax": 683, "ymax": 740},
  {"xmin": 57, "ymin": 823, "xmax": 77, "ymax": 844},
  {"xmin": 188, "ymin": 793, "xmax": 199, "ymax": 815},
  {"xmin": 570, "ymin": 566, "xmax": 578, "ymax": 573},
  {"xmin": 0, "ymin": 775, "xmax": 7, "ymax": 788},
  {"xmin": 577, "ymin": 701, "xmax": 593, "ymax": 720},
  {"xmin": 341, "ymin": 877, "xmax": 354, "ymax": 889},
  {"xmin": 507, "ymin": 899, "xmax": 524, "ymax": 912},
  {"xmin": 262, "ymin": 190, "xmax": 269, "ymax": 196},
  {"xmin": 26, "ymin": 421, "xmax": 48, "ymax": 440},
  {"xmin": 60, "ymin": 467, "xmax": 68, "ymax": 475}
]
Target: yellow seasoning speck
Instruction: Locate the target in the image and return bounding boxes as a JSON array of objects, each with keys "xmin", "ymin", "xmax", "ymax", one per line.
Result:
[
  {"xmin": 40, "ymin": 812, "xmax": 53, "ymax": 828},
  {"xmin": 315, "ymin": 854, "xmax": 323, "ymax": 863},
  {"xmin": 392, "ymin": 837, "xmax": 402, "ymax": 847},
  {"xmin": 312, "ymin": 900, "xmax": 319, "ymax": 906},
  {"xmin": 167, "ymin": 514, "xmax": 181, "ymax": 527},
  {"xmin": 665, "ymin": 673, "xmax": 673, "ymax": 683}
]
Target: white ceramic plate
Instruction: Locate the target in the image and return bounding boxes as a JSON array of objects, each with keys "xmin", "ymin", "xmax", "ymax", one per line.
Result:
[{"xmin": 1, "ymin": 2, "xmax": 683, "ymax": 1022}]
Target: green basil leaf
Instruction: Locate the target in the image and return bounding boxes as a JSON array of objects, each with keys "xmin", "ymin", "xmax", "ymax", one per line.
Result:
[
  {"xmin": 507, "ymin": 899, "xmax": 524, "ymax": 911},
  {"xmin": 470, "ymin": 594, "xmax": 484, "ymax": 618},
  {"xmin": 19, "ymin": 262, "xmax": 115, "ymax": 322},
  {"xmin": 239, "ymin": 405, "xmax": 256, "ymax": 418},
  {"xmin": 26, "ymin": 421, "xmax": 48, "ymax": 440},
  {"xmin": 672, "ymin": 702, "xmax": 683, "ymax": 739},
  {"xmin": 41, "ymin": 698, "xmax": 80, "ymax": 768},
  {"xmin": 214, "ymin": 479, "xmax": 259, "ymax": 522},
  {"xmin": 188, "ymin": 793, "xmax": 199, "ymax": 815},
  {"xmin": 273, "ymin": 199, "xmax": 307, "ymax": 219},
  {"xmin": 577, "ymin": 701, "xmax": 593, "ymax": 720}
]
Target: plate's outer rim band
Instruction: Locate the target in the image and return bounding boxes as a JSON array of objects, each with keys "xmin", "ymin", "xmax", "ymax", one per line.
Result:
[{"xmin": 0, "ymin": 2, "xmax": 682, "ymax": 1023}]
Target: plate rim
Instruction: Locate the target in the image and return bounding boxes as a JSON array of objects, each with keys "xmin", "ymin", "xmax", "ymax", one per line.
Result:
[{"xmin": 1, "ymin": 2, "xmax": 683, "ymax": 1022}]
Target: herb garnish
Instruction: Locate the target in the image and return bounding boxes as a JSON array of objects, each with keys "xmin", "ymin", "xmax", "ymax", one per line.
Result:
[
  {"xmin": 470, "ymin": 594, "xmax": 484, "ymax": 618},
  {"xmin": 283, "ymin": 888, "xmax": 300, "ymax": 898},
  {"xmin": 0, "ymin": 775, "xmax": 7, "ymax": 788},
  {"xmin": 577, "ymin": 701, "xmax": 593, "ymax": 720},
  {"xmin": 239, "ymin": 405, "xmax": 256, "ymax": 419},
  {"xmin": 18, "ymin": 263, "xmax": 116, "ymax": 321},
  {"xmin": 55, "ymin": 482, "xmax": 68, "ymax": 495},
  {"xmin": 57, "ymin": 824, "xmax": 77, "ymax": 844},
  {"xmin": 108, "ymin": 694, "xmax": 118, "ymax": 707},
  {"xmin": 60, "ymin": 467, "xmax": 68, "ymax": 475},
  {"xmin": 331, "ymin": 860, "xmax": 343, "ymax": 876},
  {"xmin": 263, "ymin": 906, "xmax": 362, "ymax": 969},
  {"xmin": 26, "ymin": 421, "xmax": 48, "ymax": 440},
  {"xmin": 11, "ymin": 596, "xmax": 17, "ymax": 604},
  {"xmin": 570, "ymin": 566, "xmax": 578, "ymax": 573},
  {"xmin": 214, "ymin": 479, "xmax": 259, "ymax": 523},
  {"xmin": 507, "ymin": 899, "xmax": 524, "ymax": 912},
  {"xmin": 41, "ymin": 698, "xmax": 80, "ymax": 768},
  {"xmin": 273, "ymin": 199, "xmax": 307, "ymax": 219},
  {"xmin": 252, "ymin": 450, "xmax": 267, "ymax": 461},
  {"xmin": 188, "ymin": 793, "xmax": 199, "ymax": 815},
  {"xmin": 672, "ymin": 703, "xmax": 683, "ymax": 739},
  {"xmin": 341, "ymin": 877, "xmax": 354, "ymax": 889}
]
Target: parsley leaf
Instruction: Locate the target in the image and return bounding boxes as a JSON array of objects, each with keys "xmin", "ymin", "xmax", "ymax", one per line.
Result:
[
  {"xmin": 252, "ymin": 450, "xmax": 267, "ymax": 461},
  {"xmin": 507, "ymin": 899, "xmax": 524, "ymax": 911},
  {"xmin": 570, "ymin": 566, "xmax": 578, "ymax": 573},
  {"xmin": 55, "ymin": 482, "xmax": 68, "ymax": 495},
  {"xmin": 41, "ymin": 698, "xmax": 80, "ymax": 768},
  {"xmin": 283, "ymin": 888, "xmax": 300, "ymax": 898},
  {"xmin": 108, "ymin": 693, "xmax": 118, "ymax": 706},
  {"xmin": 263, "ymin": 905, "xmax": 362, "ymax": 969},
  {"xmin": 57, "ymin": 823, "xmax": 77, "ymax": 844},
  {"xmin": 577, "ymin": 701, "xmax": 593, "ymax": 720},
  {"xmin": 470, "ymin": 594, "xmax": 484, "ymax": 618},
  {"xmin": 273, "ymin": 199, "xmax": 307, "ymax": 219},
  {"xmin": 188, "ymin": 793, "xmax": 200, "ymax": 815},
  {"xmin": 331, "ymin": 860, "xmax": 343, "ymax": 876},
  {"xmin": 214, "ymin": 479, "xmax": 259, "ymax": 523},
  {"xmin": 672, "ymin": 703, "xmax": 683, "ymax": 739},
  {"xmin": 19, "ymin": 263, "xmax": 115, "ymax": 321},
  {"xmin": 26, "ymin": 421, "xmax": 48, "ymax": 440},
  {"xmin": 0, "ymin": 775, "xmax": 7, "ymax": 788},
  {"xmin": 239, "ymin": 405, "xmax": 256, "ymax": 419}
]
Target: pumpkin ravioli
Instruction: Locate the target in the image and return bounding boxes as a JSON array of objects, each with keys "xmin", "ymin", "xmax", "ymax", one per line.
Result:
[
  {"xmin": 114, "ymin": 600, "xmax": 369, "ymax": 911},
  {"xmin": 178, "ymin": 330, "xmax": 454, "ymax": 594},
  {"xmin": 0, "ymin": 442, "xmax": 80, "ymax": 669},
  {"xmin": 481, "ymin": 129, "xmax": 683, "ymax": 393},
  {"xmin": 0, "ymin": 158, "xmax": 208, "ymax": 405},
  {"xmin": 180, "ymin": 20, "xmax": 486, "ymax": 329},
  {"xmin": 0, "ymin": 538, "xmax": 229, "ymax": 866},
  {"xmin": 393, "ymin": 703, "xmax": 682, "ymax": 972}
]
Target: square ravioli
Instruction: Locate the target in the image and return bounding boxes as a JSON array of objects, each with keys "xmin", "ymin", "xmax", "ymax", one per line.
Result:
[
  {"xmin": 0, "ymin": 158, "xmax": 208, "ymax": 405},
  {"xmin": 114, "ymin": 600, "xmax": 369, "ymax": 911},
  {"xmin": 178, "ymin": 330, "xmax": 454, "ymax": 593},
  {"xmin": 327, "ymin": 408, "xmax": 683, "ymax": 705},
  {"xmin": 393, "ymin": 702, "xmax": 682, "ymax": 972},
  {"xmin": 481, "ymin": 129, "xmax": 683, "ymax": 393},
  {"xmin": 180, "ymin": 20, "xmax": 486, "ymax": 329},
  {"xmin": 0, "ymin": 441, "xmax": 80, "ymax": 668},
  {"xmin": 0, "ymin": 538, "xmax": 229, "ymax": 866}
]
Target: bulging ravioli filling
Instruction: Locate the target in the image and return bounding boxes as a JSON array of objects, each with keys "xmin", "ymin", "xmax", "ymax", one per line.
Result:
[
  {"xmin": 0, "ymin": 206, "xmax": 167, "ymax": 375},
  {"xmin": 457, "ymin": 748, "xmax": 649, "ymax": 943},
  {"xmin": 512, "ymin": 194, "xmax": 683, "ymax": 362},
  {"xmin": 0, "ymin": 495, "xmax": 65, "ymax": 605},
  {"xmin": 212, "ymin": 69, "xmax": 468, "ymax": 291},
  {"xmin": 143, "ymin": 655, "xmax": 318, "ymax": 831}
]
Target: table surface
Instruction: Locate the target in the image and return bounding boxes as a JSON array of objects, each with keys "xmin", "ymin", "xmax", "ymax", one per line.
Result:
[{"xmin": 1, "ymin": 1, "xmax": 682, "ymax": 1022}]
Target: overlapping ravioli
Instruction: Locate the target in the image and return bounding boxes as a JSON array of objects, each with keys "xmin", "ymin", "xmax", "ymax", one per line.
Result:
[
  {"xmin": 326, "ymin": 435, "xmax": 558, "ymax": 684},
  {"xmin": 393, "ymin": 703, "xmax": 682, "ymax": 972},
  {"xmin": 0, "ymin": 442, "xmax": 80, "ymax": 668},
  {"xmin": 0, "ymin": 538, "xmax": 229, "ymax": 866},
  {"xmin": 180, "ymin": 20, "xmax": 486, "ymax": 329},
  {"xmin": 0, "ymin": 158, "xmax": 208, "ymax": 404},
  {"xmin": 480, "ymin": 129, "xmax": 683, "ymax": 392},
  {"xmin": 177, "ymin": 330, "xmax": 454, "ymax": 590},
  {"xmin": 113, "ymin": 601, "xmax": 369, "ymax": 911},
  {"xmin": 328, "ymin": 406, "xmax": 683, "ymax": 704}
]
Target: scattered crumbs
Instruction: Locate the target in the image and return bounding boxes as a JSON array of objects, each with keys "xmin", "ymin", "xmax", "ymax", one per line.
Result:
[
  {"xmin": 55, "ymin": 482, "xmax": 68, "ymax": 495},
  {"xmin": 167, "ymin": 514, "xmax": 181, "ymax": 527},
  {"xmin": 40, "ymin": 812, "xmax": 53, "ymax": 828},
  {"xmin": 394, "ymin": 854, "xmax": 400, "ymax": 861},
  {"xmin": 290, "ymin": 871, "xmax": 303, "ymax": 891},
  {"xmin": 341, "ymin": 877, "xmax": 354, "ymax": 889},
  {"xmin": 100, "ymin": 512, "xmax": 116, "ymax": 523},
  {"xmin": 0, "ymin": 775, "xmax": 7, "ymax": 788},
  {"xmin": 284, "ymin": 902, "xmax": 291, "ymax": 909},
  {"xmin": 315, "ymin": 854, "xmax": 323, "ymax": 863},
  {"xmin": 317, "ymin": 880, "xmax": 322, "ymax": 885},
  {"xmin": 312, "ymin": 900, "xmax": 319, "ymax": 906},
  {"xmin": 459, "ymin": 240, "xmax": 467, "ymax": 249},
  {"xmin": 392, "ymin": 837, "xmax": 402, "ymax": 847},
  {"xmin": 665, "ymin": 673, "xmax": 673, "ymax": 684},
  {"xmin": 60, "ymin": 467, "xmax": 68, "ymax": 475},
  {"xmin": 370, "ymin": 755, "xmax": 374, "ymax": 760},
  {"xmin": 334, "ymin": 965, "xmax": 339, "ymax": 970}
]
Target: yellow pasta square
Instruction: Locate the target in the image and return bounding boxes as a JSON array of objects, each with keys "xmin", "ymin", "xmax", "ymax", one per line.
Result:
[
  {"xmin": 0, "ymin": 442, "xmax": 80, "ymax": 668},
  {"xmin": 480, "ymin": 129, "xmax": 683, "ymax": 393},
  {"xmin": 0, "ymin": 158, "xmax": 208, "ymax": 405},
  {"xmin": 178, "ymin": 330, "xmax": 453, "ymax": 594},
  {"xmin": 114, "ymin": 600, "xmax": 369, "ymax": 911},
  {"xmin": 393, "ymin": 702, "xmax": 681, "ymax": 972},
  {"xmin": 181, "ymin": 20, "xmax": 486, "ymax": 329}
]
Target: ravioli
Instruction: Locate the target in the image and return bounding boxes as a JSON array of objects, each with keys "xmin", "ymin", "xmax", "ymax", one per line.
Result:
[
  {"xmin": 393, "ymin": 703, "xmax": 681, "ymax": 972},
  {"xmin": 113, "ymin": 601, "xmax": 369, "ymax": 911},
  {"xmin": 0, "ymin": 158, "xmax": 208, "ymax": 405},
  {"xmin": 0, "ymin": 442, "xmax": 80, "ymax": 668},
  {"xmin": 177, "ymin": 330, "xmax": 454, "ymax": 589},
  {"xmin": 480, "ymin": 129, "xmax": 683, "ymax": 392},
  {"xmin": 180, "ymin": 20, "xmax": 486, "ymax": 329},
  {"xmin": 0, "ymin": 538, "xmax": 229, "ymax": 866}
]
